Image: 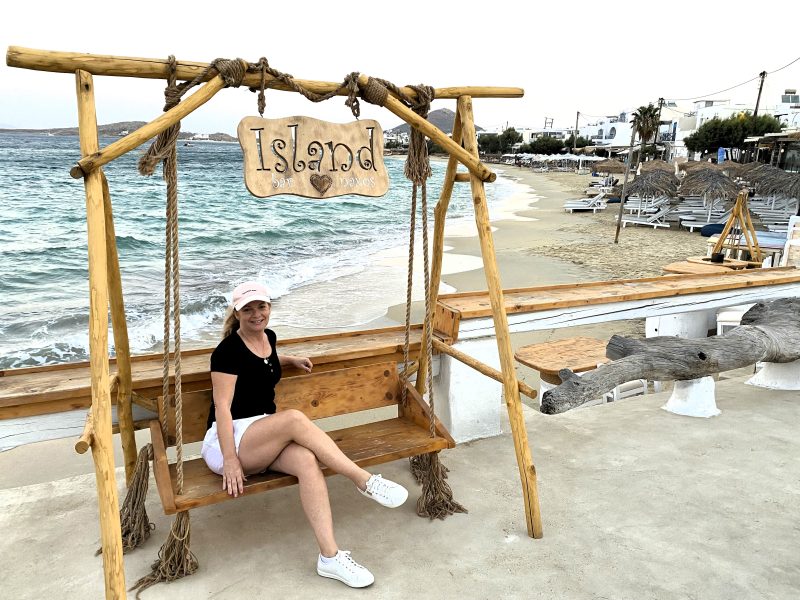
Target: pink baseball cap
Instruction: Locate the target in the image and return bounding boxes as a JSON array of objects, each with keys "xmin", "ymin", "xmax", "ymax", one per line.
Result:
[{"xmin": 232, "ymin": 281, "xmax": 272, "ymax": 310}]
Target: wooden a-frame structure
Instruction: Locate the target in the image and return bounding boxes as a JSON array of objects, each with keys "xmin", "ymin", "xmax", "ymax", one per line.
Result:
[{"xmin": 6, "ymin": 46, "xmax": 542, "ymax": 598}]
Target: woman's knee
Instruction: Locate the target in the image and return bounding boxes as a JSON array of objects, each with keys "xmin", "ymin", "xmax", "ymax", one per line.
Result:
[
  {"xmin": 281, "ymin": 408, "xmax": 312, "ymax": 431},
  {"xmin": 284, "ymin": 445, "xmax": 321, "ymax": 477}
]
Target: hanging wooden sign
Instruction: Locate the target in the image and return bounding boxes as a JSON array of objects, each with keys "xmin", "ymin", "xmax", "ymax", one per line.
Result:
[{"xmin": 237, "ymin": 116, "xmax": 390, "ymax": 199}]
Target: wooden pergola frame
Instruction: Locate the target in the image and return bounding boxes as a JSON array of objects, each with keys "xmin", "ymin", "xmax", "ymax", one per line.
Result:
[{"xmin": 6, "ymin": 46, "xmax": 542, "ymax": 599}]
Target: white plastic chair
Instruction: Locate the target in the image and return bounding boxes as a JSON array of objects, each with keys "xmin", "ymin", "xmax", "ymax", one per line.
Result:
[
  {"xmin": 603, "ymin": 379, "xmax": 648, "ymax": 402},
  {"xmin": 786, "ymin": 215, "xmax": 800, "ymax": 239},
  {"xmin": 716, "ymin": 304, "xmax": 755, "ymax": 335},
  {"xmin": 779, "ymin": 238, "xmax": 800, "ymax": 267}
]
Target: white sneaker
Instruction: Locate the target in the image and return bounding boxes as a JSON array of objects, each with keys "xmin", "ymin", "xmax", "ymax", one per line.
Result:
[
  {"xmin": 358, "ymin": 474, "xmax": 408, "ymax": 508},
  {"xmin": 317, "ymin": 550, "xmax": 375, "ymax": 588}
]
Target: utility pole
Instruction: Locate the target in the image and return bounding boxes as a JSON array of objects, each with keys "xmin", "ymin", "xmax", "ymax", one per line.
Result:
[
  {"xmin": 753, "ymin": 71, "xmax": 767, "ymax": 117},
  {"xmin": 573, "ymin": 111, "xmax": 580, "ymax": 153}
]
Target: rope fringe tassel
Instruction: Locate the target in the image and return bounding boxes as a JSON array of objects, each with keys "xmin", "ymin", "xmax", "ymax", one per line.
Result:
[
  {"xmin": 118, "ymin": 444, "xmax": 155, "ymax": 552},
  {"xmin": 399, "ymin": 85, "xmax": 465, "ymax": 519},
  {"xmin": 129, "ymin": 511, "xmax": 198, "ymax": 598},
  {"xmin": 412, "ymin": 452, "xmax": 468, "ymax": 520}
]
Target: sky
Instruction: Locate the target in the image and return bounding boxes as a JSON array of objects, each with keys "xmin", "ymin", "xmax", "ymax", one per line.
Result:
[{"xmin": 2, "ymin": 1, "xmax": 799, "ymax": 135}]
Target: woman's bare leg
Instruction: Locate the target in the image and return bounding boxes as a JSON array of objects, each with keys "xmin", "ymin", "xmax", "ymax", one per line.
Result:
[
  {"xmin": 237, "ymin": 410, "xmax": 371, "ymax": 488},
  {"xmin": 269, "ymin": 443, "xmax": 338, "ymax": 556}
]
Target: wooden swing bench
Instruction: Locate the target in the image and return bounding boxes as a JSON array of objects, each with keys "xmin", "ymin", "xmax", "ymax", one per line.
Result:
[{"xmin": 151, "ymin": 361, "xmax": 454, "ymax": 514}]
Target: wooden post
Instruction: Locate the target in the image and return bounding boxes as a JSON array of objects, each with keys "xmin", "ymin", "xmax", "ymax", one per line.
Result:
[
  {"xmin": 457, "ymin": 95, "xmax": 543, "ymax": 539},
  {"xmin": 101, "ymin": 174, "xmax": 136, "ymax": 482},
  {"xmin": 415, "ymin": 109, "xmax": 463, "ymax": 394},
  {"xmin": 75, "ymin": 69, "xmax": 127, "ymax": 599}
]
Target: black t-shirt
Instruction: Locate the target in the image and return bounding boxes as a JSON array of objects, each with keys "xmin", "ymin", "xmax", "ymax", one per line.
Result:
[{"xmin": 207, "ymin": 328, "xmax": 283, "ymax": 429}]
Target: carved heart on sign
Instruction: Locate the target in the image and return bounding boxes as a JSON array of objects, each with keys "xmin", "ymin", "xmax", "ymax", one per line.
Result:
[{"xmin": 310, "ymin": 174, "xmax": 333, "ymax": 195}]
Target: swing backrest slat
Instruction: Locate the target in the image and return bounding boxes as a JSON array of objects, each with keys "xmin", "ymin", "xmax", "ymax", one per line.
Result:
[{"xmin": 162, "ymin": 361, "xmax": 402, "ymax": 446}]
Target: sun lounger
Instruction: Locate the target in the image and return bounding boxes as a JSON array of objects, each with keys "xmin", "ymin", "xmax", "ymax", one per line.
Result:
[
  {"xmin": 620, "ymin": 205, "xmax": 674, "ymax": 229},
  {"xmin": 563, "ymin": 192, "xmax": 607, "ymax": 213},
  {"xmin": 623, "ymin": 196, "xmax": 669, "ymax": 216}
]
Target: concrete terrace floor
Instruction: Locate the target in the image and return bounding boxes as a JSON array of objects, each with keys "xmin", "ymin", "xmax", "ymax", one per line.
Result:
[{"xmin": 1, "ymin": 373, "xmax": 798, "ymax": 599}]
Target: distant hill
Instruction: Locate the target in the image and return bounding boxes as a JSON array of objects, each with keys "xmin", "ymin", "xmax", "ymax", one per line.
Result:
[
  {"xmin": 0, "ymin": 121, "xmax": 237, "ymax": 142},
  {"xmin": 386, "ymin": 108, "xmax": 483, "ymax": 135}
]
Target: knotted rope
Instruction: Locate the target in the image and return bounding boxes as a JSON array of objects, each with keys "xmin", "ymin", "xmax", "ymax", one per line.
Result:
[
  {"xmin": 131, "ymin": 56, "xmax": 199, "ymax": 597},
  {"xmin": 394, "ymin": 85, "xmax": 466, "ymax": 520}
]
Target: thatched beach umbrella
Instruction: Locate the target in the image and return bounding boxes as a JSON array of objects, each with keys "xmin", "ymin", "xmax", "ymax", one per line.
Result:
[
  {"xmin": 639, "ymin": 159, "xmax": 674, "ymax": 173},
  {"xmin": 744, "ymin": 165, "xmax": 794, "ymax": 195},
  {"xmin": 784, "ymin": 175, "xmax": 800, "ymax": 200},
  {"xmin": 677, "ymin": 161, "xmax": 728, "ymax": 174},
  {"xmin": 679, "ymin": 169, "xmax": 741, "ymax": 200},
  {"xmin": 594, "ymin": 159, "xmax": 627, "ymax": 174},
  {"xmin": 680, "ymin": 169, "xmax": 745, "ymax": 226},
  {"xmin": 625, "ymin": 170, "xmax": 678, "ymax": 198},
  {"xmin": 731, "ymin": 162, "xmax": 767, "ymax": 178}
]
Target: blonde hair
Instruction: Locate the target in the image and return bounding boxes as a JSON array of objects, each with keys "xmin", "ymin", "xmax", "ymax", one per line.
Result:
[{"xmin": 222, "ymin": 307, "xmax": 239, "ymax": 338}]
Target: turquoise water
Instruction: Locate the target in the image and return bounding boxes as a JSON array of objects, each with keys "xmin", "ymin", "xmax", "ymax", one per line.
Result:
[{"xmin": 0, "ymin": 132, "xmax": 516, "ymax": 368}]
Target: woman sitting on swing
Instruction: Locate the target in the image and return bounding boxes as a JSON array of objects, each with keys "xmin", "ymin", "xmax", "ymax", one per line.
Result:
[{"xmin": 201, "ymin": 281, "xmax": 408, "ymax": 588}]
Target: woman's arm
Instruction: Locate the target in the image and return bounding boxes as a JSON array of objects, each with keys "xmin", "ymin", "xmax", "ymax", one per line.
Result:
[
  {"xmin": 279, "ymin": 354, "xmax": 313, "ymax": 373},
  {"xmin": 210, "ymin": 371, "xmax": 246, "ymax": 497}
]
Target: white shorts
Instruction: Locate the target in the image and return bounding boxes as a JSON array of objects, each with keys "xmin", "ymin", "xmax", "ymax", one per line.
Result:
[{"xmin": 201, "ymin": 414, "xmax": 269, "ymax": 475}]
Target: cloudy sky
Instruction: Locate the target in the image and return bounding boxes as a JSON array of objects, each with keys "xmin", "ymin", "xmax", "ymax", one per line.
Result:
[{"xmin": 2, "ymin": 0, "xmax": 799, "ymax": 134}]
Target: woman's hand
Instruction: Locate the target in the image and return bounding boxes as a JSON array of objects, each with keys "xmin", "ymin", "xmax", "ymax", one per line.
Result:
[
  {"xmin": 293, "ymin": 356, "xmax": 313, "ymax": 373},
  {"xmin": 222, "ymin": 456, "xmax": 247, "ymax": 497}
]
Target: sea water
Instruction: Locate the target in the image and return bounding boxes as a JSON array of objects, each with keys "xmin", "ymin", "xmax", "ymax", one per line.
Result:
[{"xmin": 0, "ymin": 132, "xmax": 518, "ymax": 369}]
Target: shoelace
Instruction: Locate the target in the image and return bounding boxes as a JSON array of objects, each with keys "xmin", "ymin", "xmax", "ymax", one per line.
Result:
[
  {"xmin": 366, "ymin": 475, "xmax": 390, "ymax": 498},
  {"xmin": 339, "ymin": 551, "xmax": 362, "ymax": 572}
]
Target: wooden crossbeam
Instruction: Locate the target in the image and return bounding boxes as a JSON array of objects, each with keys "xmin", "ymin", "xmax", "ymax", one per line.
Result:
[{"xmin": 7, "ymin": 47, "xmax": 524, "ymax": 100}]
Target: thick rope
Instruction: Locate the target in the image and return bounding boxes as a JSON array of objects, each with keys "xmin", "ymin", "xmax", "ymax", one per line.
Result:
[
  {"xmin": 387, "ymin": 84, "xmax": 465, "ymax": 519},
  {"xmin": 165, "ymin": 147, "xmax": 185, "ymax": 494},
  {"xmin": 420, "ymin": 184, "xmax": 435, "ymax": 437},
  {"xmin": 401, "ymin": 187, "xmax": 417, "ymax": 403},
  {"xmin": 136, "ymin": 56, "xmax": 199, "ymax": 595},
  {"xmin": 129, "ymin": 511, "xmax": 198, "ymax": 598},
  {"xmin": 119, "ymin": 444, "xmax": 155, "ymax": 552},
  {"xmin": 97, "ymin": 443, "xmax": 155, "ymax": 557},
  {"xmin": 247, "ymin": 57, "xmax": 363, "ymax": 118}
]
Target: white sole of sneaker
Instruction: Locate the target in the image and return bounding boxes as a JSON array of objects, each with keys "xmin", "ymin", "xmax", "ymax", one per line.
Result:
[{"xmin": 317, "ymin": 569, "xmax": 374, "ymax": 588}]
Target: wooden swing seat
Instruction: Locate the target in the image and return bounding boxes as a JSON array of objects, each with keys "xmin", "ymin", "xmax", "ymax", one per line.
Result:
[{"xmin": 150, "ymin": 361, "xmax": 454, "ymax": 515}]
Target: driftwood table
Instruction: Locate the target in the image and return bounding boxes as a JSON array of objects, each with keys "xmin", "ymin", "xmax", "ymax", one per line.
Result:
[{"xmin": 514, "ymin": 337, "xmax": 609, "ymax": 403}]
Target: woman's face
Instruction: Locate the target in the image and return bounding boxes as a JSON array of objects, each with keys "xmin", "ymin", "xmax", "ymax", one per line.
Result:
[{"xmin": 236, "ymin": 300, "xmax": 271, "ymax": 334}]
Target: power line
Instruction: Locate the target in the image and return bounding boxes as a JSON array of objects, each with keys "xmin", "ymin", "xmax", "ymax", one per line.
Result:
[
  {"xmin": 577, "ymin": 111, "xmax": 611, "ymax": 120},
  {"xmin": 666, "ymin": 54, "xmax": 800, "ymax": 102},
  {"xmin": 667, "ymin": 75, "xmax": 759, "ymax": 102},
  {"xmin": 768, "ymin": 55, "xmax": 800, "ymax": 75}
]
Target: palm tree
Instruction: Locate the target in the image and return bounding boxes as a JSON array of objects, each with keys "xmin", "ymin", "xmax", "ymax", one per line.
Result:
[{"xmin": 631, "ymin": 104, "xmax": 660, "ymax": 167}]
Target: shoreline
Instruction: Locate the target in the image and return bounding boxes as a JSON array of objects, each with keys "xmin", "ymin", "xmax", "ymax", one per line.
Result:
[{"xmin": 0, "ymin": 166, "xmax": 715, "ymax": 458}]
